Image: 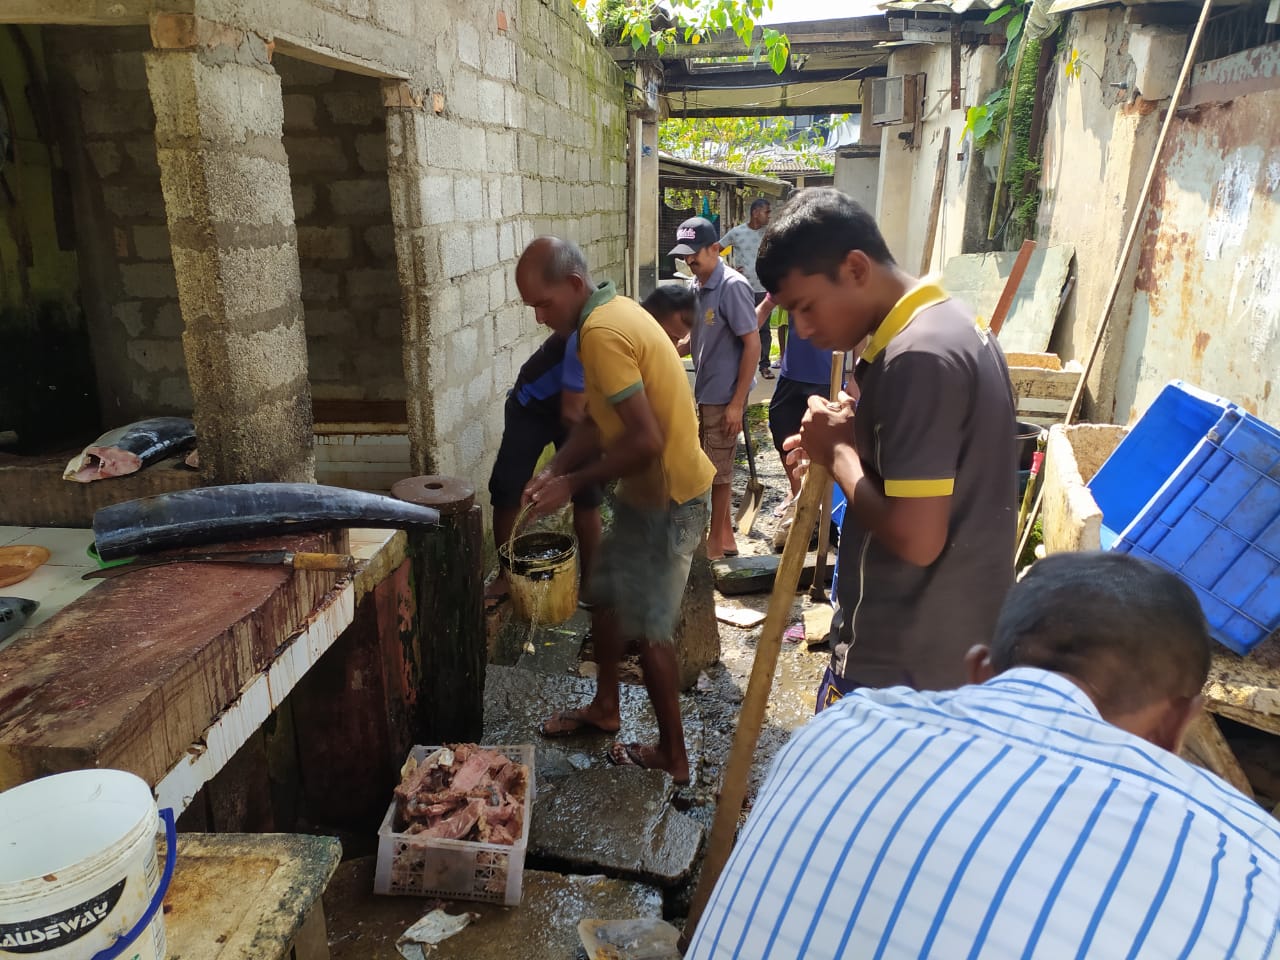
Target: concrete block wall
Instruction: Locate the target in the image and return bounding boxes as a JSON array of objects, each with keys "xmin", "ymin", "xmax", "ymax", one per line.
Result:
[
  {"xmin": 277, "ymin": 57, "xmax": 404, "ymax": 403},
  {"xmin": 39, "ymin": 0, "xmax": 629, "ymax": 494},
  {"xmin": 48, "ymin": 27, "xmax": 191, "ymax": 421},
  {"xmin": 395, "ymin": 0, "xmax": 628, "ymax": 484}
]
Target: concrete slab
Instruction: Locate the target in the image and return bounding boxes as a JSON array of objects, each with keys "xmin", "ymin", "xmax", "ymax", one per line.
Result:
[
  {"xmin": 530, "ymin": 767, "xmax": 704, "ymax": 886},
  {"xmin": 325, "ymin": 858, "xmax": 662, "ymax": 960},
  {"xmin": 941, "ymin": 245, "xmax": 1075, "ymax": 355},
  {"xmin": 514, "ymin": 607, "xmax": 591, "ymax": 676},
  {"xmin": 483, "ymin": 665, "xmax": 703, "ymax": 788},
  {"xmin": 711, "ymin": 554, "xmax": 829, "ymax": 596}
]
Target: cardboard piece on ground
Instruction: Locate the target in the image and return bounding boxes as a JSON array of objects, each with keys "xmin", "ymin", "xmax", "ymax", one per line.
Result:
[
  {"xmin": 941, "ymin": 245, "xmax": 1074, "ymax": 354},
  {"xmin": 715, "ymin": 604, "xmax": 766, "ymax": 628},
  {"xmin": 803, "ymin": 604, "xmax": 834, "ymax": 646}
]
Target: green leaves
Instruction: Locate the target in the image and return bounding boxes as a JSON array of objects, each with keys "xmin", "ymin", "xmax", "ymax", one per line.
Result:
[
  {"xmin": 587, "ymin": 0, "xmax": 791, "ymax": 74},
  {"xmin": 984, "ymin": 5, "xmax": 1013, "ymax": 23},
  {"xmin": 1006, "ymin": 11, "xmax": 1025, "ymax": 42}
]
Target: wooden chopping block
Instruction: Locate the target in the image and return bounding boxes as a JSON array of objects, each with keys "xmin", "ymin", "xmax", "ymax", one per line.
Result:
[{"xmin": 0, "ymin": 530, "xmax": 346, "ymax": 791}]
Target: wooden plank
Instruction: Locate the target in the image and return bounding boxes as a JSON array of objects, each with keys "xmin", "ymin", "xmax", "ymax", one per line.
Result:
[
  {"xmin": 163, "ymin": 833, "xmax": 341, "ymax": 960},
  {"xmin": 290, "ymin": 586, "xmax": 404, "ymax": 832},
  {"xmin": 0, "ymin": 453, "xmax": 200, "ymax": 527},
  {"xmin": 0, "ymin": 531, "xmax": 344, "ymax": 791},
  {"xmin": 921, "ymin": 126, "xmax": 952, "ymax": 276},
  {"xmin": 311, "ymin": 399, "xmax": 407, "ymax": 424},
  {"xmin": 1181, "ymin": 712, "xmax": 1254, "ymax": 797},
  {"xmin": 206, "ymin": 729, "xmax": 277, "ymax": 832}
]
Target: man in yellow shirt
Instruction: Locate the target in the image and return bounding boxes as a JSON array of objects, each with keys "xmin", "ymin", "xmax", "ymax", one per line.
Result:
[{"xmin": 518, "ymin": 237, "xmax": 714, "ymax": 785}]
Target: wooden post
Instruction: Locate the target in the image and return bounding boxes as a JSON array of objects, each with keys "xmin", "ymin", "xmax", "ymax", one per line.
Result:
[
  {"xmin": 919, "ymin": 126, "xmax": 950, "ymax": 276},
  {"xmin": 392, "ymin": 476, "xmax": 485, "ymax": 743}
]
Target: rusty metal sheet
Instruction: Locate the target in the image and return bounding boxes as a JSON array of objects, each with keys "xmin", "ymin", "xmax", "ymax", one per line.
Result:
[
  {"xmin": 1122, "ymin": 79, "xmax": 1280, "ymax": 425},
  {"xmin": 941, "ymin": 244, "xmax": 1075, "ymax": 354}
]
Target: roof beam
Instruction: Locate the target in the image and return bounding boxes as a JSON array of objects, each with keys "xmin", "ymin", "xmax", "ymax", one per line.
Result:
[
  {"xmin": 611, "ymin": 36, "xmax": 898, "ymax": 61},
  {"xmin": 0, "ymin": 0, "xmax": 150, "ymax": 24},
  {"xmin": 663, "ymin": 66, "xmax": 879, "ymax": 90},
  {"xmin": 665, "ymin": 101, "xmax": 864, "ymax": 117}
]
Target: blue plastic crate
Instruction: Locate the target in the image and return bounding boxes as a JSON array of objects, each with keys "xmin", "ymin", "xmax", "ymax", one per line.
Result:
[
  {"xmin": 1102, "ymin": 403, "xmax": 1280, "ymax": 656},
  {"xmin": 1090, "ymin": 381, "xmax": 1233, "ymax": 548}
]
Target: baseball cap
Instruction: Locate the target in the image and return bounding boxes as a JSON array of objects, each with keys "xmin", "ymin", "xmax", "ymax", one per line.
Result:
[{"xmin": 669, "ymin": 217, "xmax": 718, "ymax": 256}]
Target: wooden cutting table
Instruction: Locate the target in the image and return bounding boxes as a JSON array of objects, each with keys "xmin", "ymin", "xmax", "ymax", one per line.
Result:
[{"xmin": 0, "ymin": 524, "xmax": 406, "ymax": 813}]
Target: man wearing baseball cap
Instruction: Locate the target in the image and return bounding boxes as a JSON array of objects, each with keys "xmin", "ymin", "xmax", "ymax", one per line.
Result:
[{"xmin": 670, "ymin": 216, "xmax": 760, "ymax": 559}]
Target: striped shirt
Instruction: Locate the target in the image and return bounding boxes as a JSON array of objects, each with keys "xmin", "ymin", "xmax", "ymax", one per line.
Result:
[{"xmin": 688, "ymin": 668, "xmax": 1280, "ymax": 960}]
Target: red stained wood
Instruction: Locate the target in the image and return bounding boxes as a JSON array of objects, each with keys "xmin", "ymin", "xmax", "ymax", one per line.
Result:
[{"xmin": 0, "ymin": 531, "xmax": 346, "ymax": 791}]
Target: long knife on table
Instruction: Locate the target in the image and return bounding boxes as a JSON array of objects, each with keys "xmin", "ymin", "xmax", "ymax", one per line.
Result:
[{"xmin": 82, "ymin": 550, "xmax": 359, "ymax": 581}]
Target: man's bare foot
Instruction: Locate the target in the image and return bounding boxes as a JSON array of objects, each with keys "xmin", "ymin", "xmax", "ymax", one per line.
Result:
[
  {"xmin": 607, "ymin": 741, "xmax": 690, "ymax": 786},
  {"xmin": 540, "ymin": 704, "xmax": 621, "ymax": 738}
]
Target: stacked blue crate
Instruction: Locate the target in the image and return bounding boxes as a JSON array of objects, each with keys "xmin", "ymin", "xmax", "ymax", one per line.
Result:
[{"xmin": 1088, "ymin": 382, "xmax": 1280, "ymax": 655}]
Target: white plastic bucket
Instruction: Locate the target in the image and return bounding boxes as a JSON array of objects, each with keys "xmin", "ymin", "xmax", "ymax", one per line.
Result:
[{"xmin": 0, "ymin": 770, "xmax": 176, "ymax": 960}]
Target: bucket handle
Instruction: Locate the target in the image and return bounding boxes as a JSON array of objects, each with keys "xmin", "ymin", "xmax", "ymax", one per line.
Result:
[{"xmin": 90, "ymin": 807, "xmax": 177, "ymax": 960}]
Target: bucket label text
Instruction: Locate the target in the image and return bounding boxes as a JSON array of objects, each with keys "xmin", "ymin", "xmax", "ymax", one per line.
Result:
[{"xmin": 0, "ymin": 879, "xmax": 126, "ymax": 953}]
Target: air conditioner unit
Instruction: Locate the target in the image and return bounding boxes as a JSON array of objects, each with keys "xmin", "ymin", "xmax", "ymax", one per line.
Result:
[{"xmin": 870, "ymin": 75, "xmax": 919, "ymax": 127}]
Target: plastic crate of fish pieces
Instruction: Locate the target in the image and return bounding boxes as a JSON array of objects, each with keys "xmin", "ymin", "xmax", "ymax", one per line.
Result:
[{"xmin": 374, "ymin": 744, "xmax": 535, "ymax": 905}]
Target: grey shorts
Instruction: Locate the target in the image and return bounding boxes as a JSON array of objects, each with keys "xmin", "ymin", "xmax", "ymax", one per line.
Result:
[{"xmin": 584, "ymin": 492, "xmax": 711, "ymax": 643}]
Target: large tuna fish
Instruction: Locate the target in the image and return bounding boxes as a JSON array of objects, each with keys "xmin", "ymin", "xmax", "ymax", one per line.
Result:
[
  {"xmin": 63, "ymin": 417, "xmax": 197, "ymax": 482},
  {"xmin": 93, "ymin": 482, "xmax": 441, "ymax": 560}
]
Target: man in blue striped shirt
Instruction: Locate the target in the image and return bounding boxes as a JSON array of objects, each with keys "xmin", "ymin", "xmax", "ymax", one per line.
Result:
[{"xmin": 687, "ymin": 552, "xmax": 1280, "ymax": 959}]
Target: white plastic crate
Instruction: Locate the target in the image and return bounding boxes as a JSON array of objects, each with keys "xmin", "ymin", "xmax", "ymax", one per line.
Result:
[{"xmin": 374, "ymin": 744, "xmax": 535, "ymax": 906}]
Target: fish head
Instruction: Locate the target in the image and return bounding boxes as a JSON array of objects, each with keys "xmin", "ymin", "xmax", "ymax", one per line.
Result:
[{"xmin": 0, "ymin": 598, "xmax": 38, "ymax": 620}]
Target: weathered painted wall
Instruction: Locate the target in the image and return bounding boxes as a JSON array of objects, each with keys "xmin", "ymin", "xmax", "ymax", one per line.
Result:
[
  {"xmin": 875, "ymin": 42, "xmax": 1001, "ymax": 274},
  {"xmin": 1119, "ymin": 44, "xmax": 1280, "ymax": 425},
  {"xmin": 1034, "ymin": 8, "xmax": 1166, "ymax": 421},
  {"xmin": 833, "ymin": 153, "xmax": 880, "ymax": 212}
]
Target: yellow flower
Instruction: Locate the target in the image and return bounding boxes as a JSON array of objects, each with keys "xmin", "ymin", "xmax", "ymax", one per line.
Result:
[{"xmin": 1065, "ymin": 48, "xmax": 1082, "ymax": 81}]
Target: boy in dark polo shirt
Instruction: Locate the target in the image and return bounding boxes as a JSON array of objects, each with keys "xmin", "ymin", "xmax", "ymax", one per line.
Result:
[{"xmin": 758, "ymin": 187, "xmax": 1016, "ymax": 706}]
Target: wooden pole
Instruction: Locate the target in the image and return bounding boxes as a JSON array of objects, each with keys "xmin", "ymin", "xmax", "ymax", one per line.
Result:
[
  {"xmin": 391, "ymin": 475, "xmax": 485, "ymax": 742},
  {"xmin": 684, "ymin": 460, "xmax": 830, "ymax": 937},
  {"xmin": 919, "ymin": 126, "xmax": 951, "ymax": 276},
  {"xmin": 989, "ymin": 239, "xmax": 1036, "ymax": 337},
  {"xmin": 809, "ymin": 352, "xmax": 846, "ymax": 602},
  {"xmin": 1015, "ymin": 0, "xmax": 1216, "ymax": 561}
]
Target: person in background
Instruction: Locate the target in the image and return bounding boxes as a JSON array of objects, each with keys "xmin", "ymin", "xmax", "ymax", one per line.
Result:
[
  {"xmin": 759, "ymin": 187, "xmax": 1016, "ymax": 707},
  {"xmin": 642, "ymin": 283, "xmax": 697, "ymax": 352},
  {"xmin": 720, "ymin": 198, "xmax": 774, "ymax": 379},
  {"xmin": 756, "ymin": 292, "xmax": 834, "ymax": 551},
  {"xmin": 686, "ymin": 551, "xmax": 1280, "ymax": 959},
  {"xmin": 486, "ymin": 329, "xmax": 601, "ymax": 609},
  {"xmin": 670, "ymin": 217, "xmax": 760, "ymax": 561},
  {"xmin": 518, "ymin": 238, "xmax": 714, "ymax": 785}
]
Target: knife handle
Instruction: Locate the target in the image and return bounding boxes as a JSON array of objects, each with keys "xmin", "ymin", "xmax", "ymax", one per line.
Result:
[{"xmin": 292, "ymin": 553, "xmax": 359, "ymax": 573}]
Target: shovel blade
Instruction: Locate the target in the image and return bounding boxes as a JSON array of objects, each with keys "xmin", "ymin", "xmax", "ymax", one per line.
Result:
[{"xmin": 735, "ymin": 481, "xmax": 764, "ymax": 535}]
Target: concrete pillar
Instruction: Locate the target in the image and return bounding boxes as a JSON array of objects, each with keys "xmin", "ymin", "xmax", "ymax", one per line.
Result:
[
  {"xmin": 382, "ymin": 83, "xmax": 438, "ymax": 476},
  {"xmin": 631, "ymin": 115, "xmax": 659, "ymax": 298},
  {"xmin": 145, "ymin": 14, "xmax": 314, "ymax": 483}
]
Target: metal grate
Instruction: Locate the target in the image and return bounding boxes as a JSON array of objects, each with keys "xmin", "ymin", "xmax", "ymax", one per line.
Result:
[{"xmin": 1195, "ymin": 3, "xmax": 1280, "ymax": 64}]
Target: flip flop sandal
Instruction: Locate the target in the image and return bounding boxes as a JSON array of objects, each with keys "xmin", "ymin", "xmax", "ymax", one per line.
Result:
[
  {"xmin": 607, "ymin": 742, "xmax": 690, "ymax": 786},
  {"xmin": 539, "ymin": 709, "xmax": 620, "ymax": 739}
]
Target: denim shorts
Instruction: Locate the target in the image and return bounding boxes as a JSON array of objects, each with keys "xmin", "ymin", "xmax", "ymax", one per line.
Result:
[{"xmin": 584, "ymin": 492, "xmax": 710, "ymax": 643}]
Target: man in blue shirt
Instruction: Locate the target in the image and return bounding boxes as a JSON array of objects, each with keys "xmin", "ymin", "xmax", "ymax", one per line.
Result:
[
  {"xmin": 756, "ymin": 292, "xmax": 833, "ymax": 549},
  {"xmin": 486, "ymin": 332, "xmax": 602, "ymax": 607}
]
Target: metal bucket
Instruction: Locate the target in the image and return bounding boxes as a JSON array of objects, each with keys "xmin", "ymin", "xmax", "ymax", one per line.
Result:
[{"xmin": 499, "ymin": 532, "xmax": 578, "ymax": 626}]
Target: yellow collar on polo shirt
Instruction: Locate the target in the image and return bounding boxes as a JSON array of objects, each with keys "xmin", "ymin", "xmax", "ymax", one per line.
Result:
[{"xmin": 861, "ymin": 281, "xmax": 951, "ymax": 364}]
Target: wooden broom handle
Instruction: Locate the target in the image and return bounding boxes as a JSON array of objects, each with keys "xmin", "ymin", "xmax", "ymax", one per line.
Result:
[{"xmin": 291, "ymin": 552, "xmax": 359, "ymax": 572}]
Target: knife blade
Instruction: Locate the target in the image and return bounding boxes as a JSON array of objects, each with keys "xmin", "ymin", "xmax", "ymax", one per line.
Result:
[{"xmin": 82, "ymin": 550, "xmax": 359, "ymax": 581}]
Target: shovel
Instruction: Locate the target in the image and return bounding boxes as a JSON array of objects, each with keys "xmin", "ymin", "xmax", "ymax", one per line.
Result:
[{"xmin": 735, "ymin": 426, "xmax": 765, "ymax": 535}]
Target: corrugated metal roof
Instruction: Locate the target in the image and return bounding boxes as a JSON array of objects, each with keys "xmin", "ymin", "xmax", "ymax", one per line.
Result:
[
  {"xmin": 879, "ymin": 0, "xmax": 1007, "ymax": 13},
  {"xmin": 657, "ymin": 153, "xmax": 791, "ymax": 190}
]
